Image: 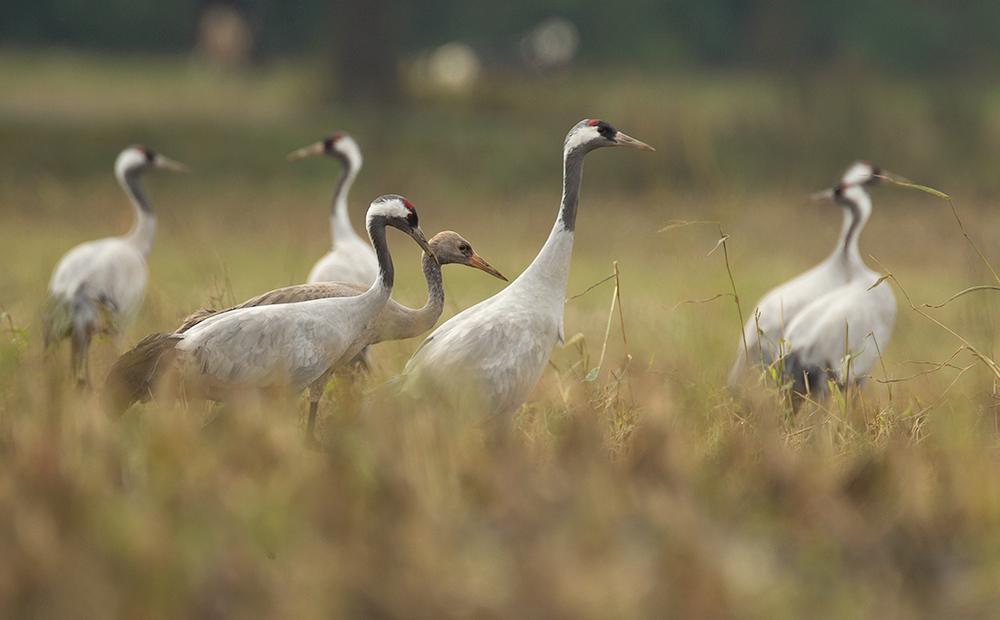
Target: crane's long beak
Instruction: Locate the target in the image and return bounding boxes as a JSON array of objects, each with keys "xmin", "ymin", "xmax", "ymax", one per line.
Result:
[
  {"xmin": 287, "ymin": 141, "xmax": 326, "ymax": 161},
  {"xmin": 468, "ymin": 253, "xmax": 508, "ymax": 281},
  {"xmin": 798, "ymin": 187, "xmax": 837, "ymax": 206},
  {"xmin": 807, "ymin": 187, "xmax": 836, "ymax": 202},
  {"xmin": 875, "ymin": 169, "xmax": 913, "ymax": 186},
  {"xmin": 154, "ymin": 154, "xmax": 190, "ymax": 173},
  {"xmin": 614, "ymin": 131, "xmax": 655, "ymax": 152},
  {"xmin": 411, "ymin": 226, "xmax": 438, "ymax": 264}
]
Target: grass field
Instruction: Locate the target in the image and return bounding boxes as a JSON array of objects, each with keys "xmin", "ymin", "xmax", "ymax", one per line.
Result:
[{"xmin": 3, "ymin": 50, "xmax": 1000, "ymax": 618}]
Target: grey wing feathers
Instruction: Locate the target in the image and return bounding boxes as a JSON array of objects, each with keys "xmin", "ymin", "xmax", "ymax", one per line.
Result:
[{"xmin": 177, "ymin": 282, "xmax": 367, "ymax": 333}]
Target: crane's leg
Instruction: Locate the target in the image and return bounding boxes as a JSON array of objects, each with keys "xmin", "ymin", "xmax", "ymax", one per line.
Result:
[
  {"xmin": 306, "ymin": 400, "xmax": 320, "ymax": 446},
  {"xmin": 70, "ymin": 329, "xmax": 91, "ymax": 388},
  {"xmin": 357, "ymin": 347, "xmax": 372, "ymax": 374},
  {"xmin": 340, "ymin": 347, "xmax": 371, "ymax": 376},
  {"xmin": 304, "ymin": 369, "xmax": 332, "ymax": 449}
]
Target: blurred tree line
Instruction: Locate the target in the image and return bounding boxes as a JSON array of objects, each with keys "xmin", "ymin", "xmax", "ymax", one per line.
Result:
[{"xmin": 4, "ymin": 0, "xmax": 1000, "ymax": 99}]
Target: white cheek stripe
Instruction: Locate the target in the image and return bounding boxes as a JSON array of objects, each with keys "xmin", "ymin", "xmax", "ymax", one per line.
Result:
[{"xmin": 564, "ymin": 127, "xmax": 596, "ymax": 153}]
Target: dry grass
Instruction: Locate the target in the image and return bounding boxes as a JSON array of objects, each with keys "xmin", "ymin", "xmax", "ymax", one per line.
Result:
[{"xmin": 3, "ymin": 51, "xmax": 1000, "ymax": 618}]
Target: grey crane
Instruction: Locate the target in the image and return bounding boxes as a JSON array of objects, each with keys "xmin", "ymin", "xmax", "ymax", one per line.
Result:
[
  {"xmin": 728, "ymin": 161, "xmax": 905, "ymax": 390},
  {"xmin": 105, "ymin": 195, "xmax": 433, "ymax": 442},
  {"xmin": 107, "ymin": 231, "xmax": 506, "ymax": 432},
  {"xmin": 780, "ymin": 181, "xmax": 897, "ymax": 406},
  {"xmin": 289, "ymin": 133, "xmax": 380, "ymax": 286},
  {"xmin": 399, "ymin": 119, "xmax": 654, "ymax": 420},
  {"xmin": 43, "ymin": 145, "xmax": 188, "ymax": 385}
]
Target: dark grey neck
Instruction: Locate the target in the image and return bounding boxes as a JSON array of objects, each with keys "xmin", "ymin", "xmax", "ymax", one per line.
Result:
[
  {"xmin": 367, "ymin": 216, "xmax": 393, "ymax": 290},
  {"xmin": 557, "ymin": 148, "xmax": 587, "ymax": 233},
  {"xmin": 330, "ymin": 163, "xmax": 350, "ymax": 215},
  {"xmin": 123, "ymin": 170, "xmax": 153, "ymax": 214},
  {"xmin": 421, "ymin": 252, "xmax": 444, "ymax": 312},
  {"xmin": 838, "ymin": 199, "xmax": 862, "ymax": 261}
]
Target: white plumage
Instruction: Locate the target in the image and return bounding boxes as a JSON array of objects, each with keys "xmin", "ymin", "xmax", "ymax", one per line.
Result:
[
  {"xmin": 401, "ymin": 119, "xmax": 654, "ymax": 419},
  {"xmin": 44, "ymin": 145, "xmax": 187, "ymax": 384},
  {"xmin": 289, "ymin": 133, "xmax": 379, "ymax": 286},
  {"xmin": 728, "ymin": 161, "xmax": 903, "ymax": 390}
]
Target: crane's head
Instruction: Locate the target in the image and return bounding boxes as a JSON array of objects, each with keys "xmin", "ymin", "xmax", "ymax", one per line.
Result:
[
  {"xmin": 807, "ymin": 181, "xmax": 872, "ymax": 216},
  {"xmin": 841, "ymin": 160, "xmax": 910, "ymax": 187},
  {"xmin": 564, "ymin": 119, "xmax": 655, "ymax": 156},
  {"xmin": 367, "ymin": 195, "xmax": 437, "ymax": 263},
  {"xmin": 115, "ymin": 145, "xmax": 189, "ymax": 179},
  {"xmin": 287, "ymin": 133, "xmax": 363, "ymax": 171},
  {"xmin": 428, "ymin": 231, "xmax": 507, "ymax": 281}
]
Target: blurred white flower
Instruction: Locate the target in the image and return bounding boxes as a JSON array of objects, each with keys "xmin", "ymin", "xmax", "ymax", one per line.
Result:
[
  {"xmin": 427, "ymin": 42, "xmax": 481, "ymax": 95},
  {"xmin": 523, "ymin": 18, "xmax": 580, "ymax": 71}
]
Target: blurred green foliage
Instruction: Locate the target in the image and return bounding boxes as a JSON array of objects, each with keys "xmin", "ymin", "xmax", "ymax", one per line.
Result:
[{"xmin": 3, "ymin": 0, "xmax": 1000, "ymax": 75}]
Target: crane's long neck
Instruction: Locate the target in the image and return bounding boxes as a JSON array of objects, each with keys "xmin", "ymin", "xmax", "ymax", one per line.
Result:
[
  {"xmin": 356, "ymin": 216, "xmax": 394, "ymax": 311},
  {"xmin": 119, "ymin": 169, "xmax": 157, "ymax": 257},
  {"xmin": 516, "ymin": 147, "xmax": 587, "ymax": 297},
  {"xmin": 829, "ymin": 190, "xmax": 871, "ymax": 276},
  {"xmin": 330, "ymin": 163, "xmax": 361, "ymax": 246},
  {"xmin": 402, "ymin": 253, "xmax": 446, "ymax": 336}
]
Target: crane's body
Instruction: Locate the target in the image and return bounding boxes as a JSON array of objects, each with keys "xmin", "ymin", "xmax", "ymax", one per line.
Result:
[
  {"xmin": 47, "ymin": 235, "xmax": 150, "ymax": 341},
  {"xmin": 402, "ymin": 119, "xmax": 654, "ymax": 419},
  {"xmin": 290, "ymin": 134, "xmax": 379, "ymax": 286},
  {"xmin": 405, "ymin": 225, "xmax": 571, "ymax": 416},
  {"xmin": 44, "ymin": 146, "xmax": 187, "ymax": 384},
  {"xmin": 728, "ymin": 161, "xmax": 902, "ymax": 390}
]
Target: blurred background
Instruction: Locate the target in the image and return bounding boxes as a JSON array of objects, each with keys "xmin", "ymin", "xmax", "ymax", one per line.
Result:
[{"xmin": 4, "ymin": 0, "xmax": 1000, "ymax": 186}]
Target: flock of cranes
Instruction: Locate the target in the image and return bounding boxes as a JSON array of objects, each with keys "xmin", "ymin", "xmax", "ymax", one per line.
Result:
[{"xmin": 44, "ymin": 118, "xmax": 906, "ymax": 442}]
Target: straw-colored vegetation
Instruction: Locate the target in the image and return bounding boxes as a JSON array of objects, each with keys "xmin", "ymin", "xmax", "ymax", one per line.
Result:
[{"xmin": 2, "ymin": 51, "xmax": 1000, "ymax": 618}]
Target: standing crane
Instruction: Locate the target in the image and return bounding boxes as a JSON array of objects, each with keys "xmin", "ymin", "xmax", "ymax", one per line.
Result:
[
  {"xmin": 728, "ymin": 161, "xmax": 905, "ymax": 390},
  {"xmin": 780, "ymin": 181, "xmax": 897, "ymax": 407},
  {"xmin": 43, "ymin": 145, "xmax": 188, "ymax": 385},
  {"xmin": 399, "ymin": 119, "xmax": 654, "ymax": 420},
  {"xmin": 106, "ymin": 231, "xmax": 506, "ymax": 434},
  {"xmin": 104, "ymin": 195, "xmax": 433, "ymax": 443},
  {"xmin": 289, "ymin": 134, "xmax": 379, "ymax": 286}
]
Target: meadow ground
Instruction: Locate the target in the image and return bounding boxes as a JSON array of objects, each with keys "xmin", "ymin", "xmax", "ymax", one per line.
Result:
[{"xmin": 2, "ymin": 51, "xmax": 1000, "ymax": 618}]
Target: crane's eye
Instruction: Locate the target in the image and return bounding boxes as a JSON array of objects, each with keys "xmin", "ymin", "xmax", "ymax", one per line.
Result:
[
  {"xmin": 406, "ymin": 212, "xmax": 415, "ymax": 221},
  {"xmin": 458, "ymin": 244, "xmax": 468, "ymax": 252}
]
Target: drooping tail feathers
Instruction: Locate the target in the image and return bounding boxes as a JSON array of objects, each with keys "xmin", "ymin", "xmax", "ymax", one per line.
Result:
[
  {"xmin": 42, "ymin": 296, "xmax": 71, "ymax": 351},
  {"xmin": 43, "ymin": 292, "xmax": 101, "ymax": 348},
  {"xmin": 782, "ymin": 351, "xmax": 829, "ymax": 412},
  {"xmin": 103, "ymin": 332, "xmax": 180, "ymax": 416}
]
